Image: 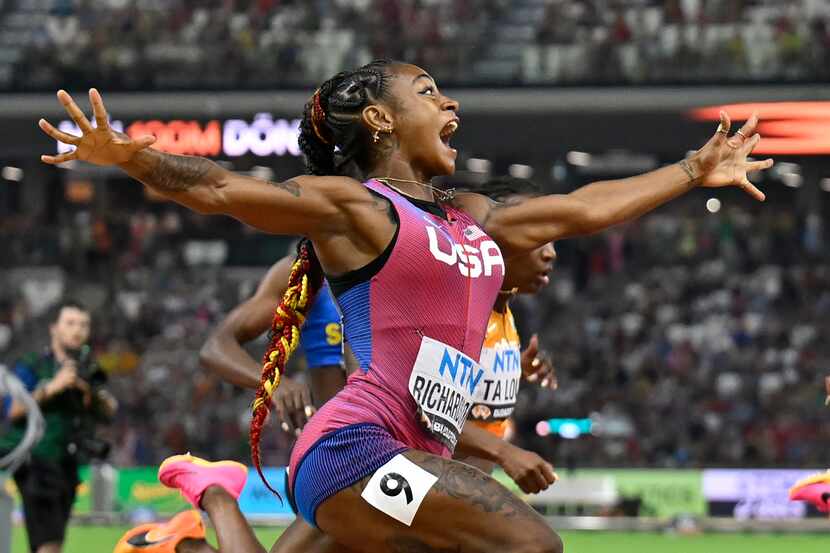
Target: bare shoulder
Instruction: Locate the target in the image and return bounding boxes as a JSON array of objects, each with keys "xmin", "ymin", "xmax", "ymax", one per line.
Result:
[{"xmin": 452, "ymin": 192, "xmax": 500, "ymax": 226}]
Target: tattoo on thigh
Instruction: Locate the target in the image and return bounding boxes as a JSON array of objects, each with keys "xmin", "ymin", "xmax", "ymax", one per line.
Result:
[
  {"xmin": 412, "ymin": 454, "xmax": 532, "ymax": 519},
  {"xmin": 387, "ymin": 536, "xmax": 461, "ymax": 553},
  {"xmin": 269, "ymin": 179, "xmax": 301, "ymax": 197}
]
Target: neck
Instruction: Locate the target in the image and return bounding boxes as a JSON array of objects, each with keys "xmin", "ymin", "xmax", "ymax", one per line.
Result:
[
  {"xmin": 369, "ymin": 155, "xmax": 434, "ymax": 202},
  {"xmin": 51, "ymin": 339, "xmax": 67, "ymax": 362},
  {"xmin": 493, "ymin": 294, "xmax": 511, "ymax": 313}
]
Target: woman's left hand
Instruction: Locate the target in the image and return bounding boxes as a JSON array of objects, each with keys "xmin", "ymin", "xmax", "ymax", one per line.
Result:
[
  {"xmin": 688, "ymin": 111, "xmax": 774, "ymax": 201},
  {"xmin": 521, "ymin": 334, "xmax": 557, "ymax": 390}
]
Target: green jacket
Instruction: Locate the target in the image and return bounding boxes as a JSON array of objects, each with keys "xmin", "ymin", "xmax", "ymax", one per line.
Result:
[{"xmin": 0, "ymin": 350, "xmax": 90, "ymax": 462}]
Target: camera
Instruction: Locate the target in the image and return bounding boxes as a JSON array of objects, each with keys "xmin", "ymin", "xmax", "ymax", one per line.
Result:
[
  {"xmin": 69, "ymin": 344, "xmax": 108, "ymax": 389},
  {"xmin": 65, "ymin": 345, "xmax": 112, "ymax": 462}
]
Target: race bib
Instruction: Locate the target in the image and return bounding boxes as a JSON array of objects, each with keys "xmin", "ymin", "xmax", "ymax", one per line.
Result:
[
  {"xmin": 471, "ymin": 344, "xmax": 522, "ymax": 422},
  {"xmin": 408, "ymin": 336, "xmax": 484, "ymax": 450},
  {"xmin": 361, "ymin": 454, "xmax": 438, "ymax": 526}
]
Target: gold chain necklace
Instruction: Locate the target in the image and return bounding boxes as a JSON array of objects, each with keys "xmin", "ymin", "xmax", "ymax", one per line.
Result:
[{"xmin": 375, "ymin": 177, "xmax": 455, "ymax": 203}]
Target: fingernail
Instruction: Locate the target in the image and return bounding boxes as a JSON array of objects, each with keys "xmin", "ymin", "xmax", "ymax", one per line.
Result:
[{"xmin": 304, "ymin": 406, "xmax": 314, "ymax": 417}]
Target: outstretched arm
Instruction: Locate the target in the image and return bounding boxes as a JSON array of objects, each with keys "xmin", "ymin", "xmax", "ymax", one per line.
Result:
[
  {"xmin": 39, "ymin": 89, "xmax": 363, "ymax": 238},
  {"xmin": 461, "ymin": 112, "xmax": 774, "ymax": 255}
]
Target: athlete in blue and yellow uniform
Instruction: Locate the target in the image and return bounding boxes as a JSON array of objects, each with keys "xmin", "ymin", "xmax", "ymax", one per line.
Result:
[{"xmin": 199, "ymin": 251, "xmax": 347, "ymax": 435}]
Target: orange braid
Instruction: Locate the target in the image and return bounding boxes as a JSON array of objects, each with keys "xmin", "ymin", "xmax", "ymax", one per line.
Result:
[{"xmin": 250, "ymin": 241, "xmax": 324, "ymax": 497}]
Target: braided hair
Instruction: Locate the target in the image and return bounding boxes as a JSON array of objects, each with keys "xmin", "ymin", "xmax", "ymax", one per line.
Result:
[
  {"xmin": 250, "ymin": 60, "xmax": 398, "ymax": 496},
  {"xmin": 298, "ymin": 59, "xmax": 397, "ymax": 178}
]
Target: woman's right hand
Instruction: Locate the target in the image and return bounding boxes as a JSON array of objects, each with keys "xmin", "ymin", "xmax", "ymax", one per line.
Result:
[{"xmin": 39, "ymin": 88, "xmax": 156, "ymax": 166}]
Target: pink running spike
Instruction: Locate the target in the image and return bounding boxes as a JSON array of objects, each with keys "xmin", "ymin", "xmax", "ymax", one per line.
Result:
[
  {"xmin": 158, "ymin": 454, "xmax": 248, "ymax": 509},
  {"xmin": 789, "ymin": 471, "xmax": 830, "ymax": 513}
]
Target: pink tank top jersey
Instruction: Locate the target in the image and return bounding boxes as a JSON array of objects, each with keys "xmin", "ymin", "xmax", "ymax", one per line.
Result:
[{"xmin": 290, "ymin": 180, "xmax": 505, "ymax": 472}]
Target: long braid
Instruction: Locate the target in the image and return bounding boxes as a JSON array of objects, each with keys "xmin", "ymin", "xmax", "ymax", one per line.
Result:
[{"xmin": 250, "ymin": 240, "xmax": 324, "ymax": 496}]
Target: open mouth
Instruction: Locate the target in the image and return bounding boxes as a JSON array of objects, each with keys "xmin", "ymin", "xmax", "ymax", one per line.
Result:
[{"xmin": 439, "ymin": 120, "xmax": 459, "ymax": 147}]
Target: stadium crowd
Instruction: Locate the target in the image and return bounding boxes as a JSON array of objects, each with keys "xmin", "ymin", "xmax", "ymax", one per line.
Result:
[
  {"xmin": 513, "ymin": 200, "xmax": 829, "ymax": 469},
  {"xmin": 1, "ymin": 193, "xmax": 827, "ymax": 469},
  {"xmin": 0, "ymin": 0, "xmax": 828, "ymax": 90},
  {"xmin": 526, "ymin": 0, "xmax": 830, "ymax": 83}
]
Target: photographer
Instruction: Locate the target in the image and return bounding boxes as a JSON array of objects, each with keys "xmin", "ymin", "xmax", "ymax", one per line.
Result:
[{"xmin": 0, "ymin": 300, "xmax": 116, "ymax": 553}]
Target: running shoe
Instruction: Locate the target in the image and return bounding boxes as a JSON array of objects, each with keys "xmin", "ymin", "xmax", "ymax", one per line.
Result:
[
  {"xmin": 113, "ymin": 510, "xmax": 205, "ymax": 553},
  {"xmin": 789, "ymin": 470, "xmax": 830, "ymax": 512},
  {"xmin": 158, "ymin": 453, "xmax": 248, "ymax": 509}
]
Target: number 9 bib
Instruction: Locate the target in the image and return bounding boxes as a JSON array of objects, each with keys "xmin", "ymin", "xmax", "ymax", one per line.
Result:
[{"xmin": 360, "ymin": 454, "xmax": 439, "ymax": 526}]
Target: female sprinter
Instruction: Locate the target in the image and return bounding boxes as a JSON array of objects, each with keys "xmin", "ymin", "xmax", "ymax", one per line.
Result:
[{"xmin": 40, "ymin": 60, "xmax": 772, "ymax": 553}]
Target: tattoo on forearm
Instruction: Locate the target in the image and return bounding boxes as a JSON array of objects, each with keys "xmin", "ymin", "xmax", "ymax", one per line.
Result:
[
  {"xmin": 679, "ymin": 159, "xmax": 698, "ymax": 183},
  {"xmin": 145, "ymin": 154, "xmax": 217, "ymax": 192},
  {"xmin": 268, "ymin": 179, "xmax": 301, "ymax": 197}
]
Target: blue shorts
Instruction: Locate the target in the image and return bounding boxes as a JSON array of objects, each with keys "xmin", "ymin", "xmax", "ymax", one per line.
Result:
[
  {"xmin": 290, "ymin": 423, "xmax": 408, "ymax": 527},
  {"xmin": 299, "ymin": 283, "xmax": 344, "ymax": 369}
]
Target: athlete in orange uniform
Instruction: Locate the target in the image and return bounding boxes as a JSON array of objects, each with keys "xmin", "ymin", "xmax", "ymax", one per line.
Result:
[{"xmin": 454, "ymin": 176, "xmax": 560, "ymax": 495}]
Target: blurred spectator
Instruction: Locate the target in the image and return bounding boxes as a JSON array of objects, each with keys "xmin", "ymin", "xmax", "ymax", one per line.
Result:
[
  {"xmin": 511, "ymin": 201, "xmax": 830, "ymax": 469},
  {"xmin": 1, "ymin": 0, "xmax": 827, "ymax": 90},
  {"xmin": 523, "ymin": 0, "xmax": 830, "ymax": 84}
]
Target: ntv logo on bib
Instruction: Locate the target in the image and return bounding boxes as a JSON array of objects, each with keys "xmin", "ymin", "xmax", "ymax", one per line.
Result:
[{"xmin": 425, "ymin": 225, "xmax": 504, "ymax": 278}]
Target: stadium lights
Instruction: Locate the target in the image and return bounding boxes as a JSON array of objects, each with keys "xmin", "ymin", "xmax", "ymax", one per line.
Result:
[
  {"xmin": 566, "ymin": 151, "xmax": 592, "ymax": 167},
  {"xmin": 771, "ymin": 162, "xmax": 803, "ymax": 188},
  {"xmin": 1, "ymin": 166, "xmax": 23, "ymax": 182},
  {"xmin": 536, "ymin": 418, "xmax": 594, "ymax": 439},
  {"xmin": 508, "ymin": 164, "xmax": 533, "ymax": 179},
  {"xmin": 466, "ymin": 158, "xmax": 492, "ymax": 174},
  {"xmin": 781, "ymin": 173, "xmax": 803, "ymax": 188}
]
